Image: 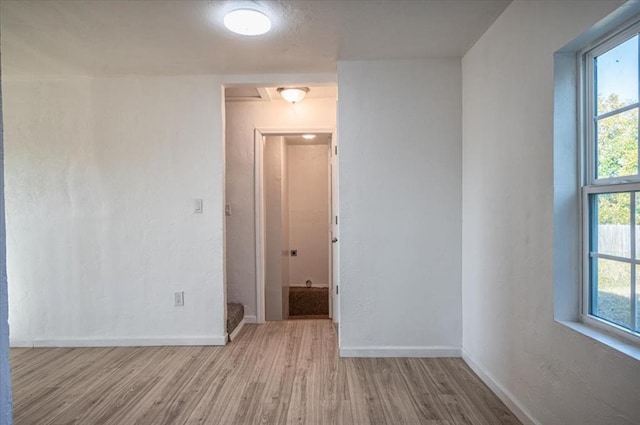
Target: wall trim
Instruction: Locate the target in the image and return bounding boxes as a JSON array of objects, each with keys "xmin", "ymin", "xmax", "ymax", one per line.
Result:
[
  {"xmin": 243, "ymin": 314, "xmax": 258, "ymax": 324},
  {"xmin": 339, "ymin": 346, "xmax": 461, "ymax": 358},
  {"xmin": 289, "ymin": 284, "xmax": 329, "ymax": 288},
  {"xmin": 462, "ymin": 350, "xmax": 540, "ymax": 425},
  {"xmin": 221, "ymin": 73, "xmax": 336, "ymax": 86},
  {"xmin": 228, "ymin": 319, "xmax": 246, "ymax": 342},
  {"xmin": 10, "ymin": 335, "xmax": 227, "ymax": 348}
]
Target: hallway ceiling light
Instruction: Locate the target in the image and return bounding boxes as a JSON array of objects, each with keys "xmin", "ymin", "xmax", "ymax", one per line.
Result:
[
  {"xmin": 223, "ymin": 9, "xmax": 271, "ymax": 36},
  {"xmin": 277, "ymin": 87, "xmax": 309, "ymax": 104},
  {"xmin": 302, "ymin": 134, "xmax": 316, "ymax": 140}
]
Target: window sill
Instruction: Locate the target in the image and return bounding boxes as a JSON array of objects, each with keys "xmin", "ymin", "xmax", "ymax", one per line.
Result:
[{"xmin": 558, "ymin": 319, "xmax": 640, "ymax": 361}]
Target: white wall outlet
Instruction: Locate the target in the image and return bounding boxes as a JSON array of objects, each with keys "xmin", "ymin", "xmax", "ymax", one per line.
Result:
[
  {"xmin": 174, "ymin": 291, "xmax": 184, "ymax": 307},
  {"xmin": 194, "ymin": 199, "xmax": 203, "ymax": 214}
]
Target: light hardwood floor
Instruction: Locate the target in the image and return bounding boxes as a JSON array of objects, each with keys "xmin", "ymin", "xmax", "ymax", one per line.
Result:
[{"xmin": 10, "ymin": 320, "xmax": 521, "ymax": 425}]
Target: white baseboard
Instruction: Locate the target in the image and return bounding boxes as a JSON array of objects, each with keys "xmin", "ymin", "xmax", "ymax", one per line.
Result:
[
  {"xmin": 9, "ymin": 339, "xmax": 35, "ymax": 348},
  {"xmin": 462, "ymin": 350, "xmax": 540, "ymax": 425},
  {"xmin": 228, "ymin": 319, "xmax": 246, "ymax": 341},
  {"xmin": 339, "ymin": 346, "xmax": 461, "ymax": 358},
  {"xmin": 243, "ymin": 315, "xmax": 258, "ymax": 324},
  {"xmin": 10, "ymin": 335, "xmax": 227, "ymax": 348}
]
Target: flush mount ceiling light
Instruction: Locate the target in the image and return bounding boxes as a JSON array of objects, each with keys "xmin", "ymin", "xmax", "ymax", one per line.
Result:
[
  {"xmin": 277, "ymin": 87, "xmax": 310, "ymax": 104},
  {"xmin": 302, "ymin": 134, "xmax": 316, "ymax": 140},
  {"xmin": 223, "ymin": 9, "xmax": 271, "ymax": 36}
]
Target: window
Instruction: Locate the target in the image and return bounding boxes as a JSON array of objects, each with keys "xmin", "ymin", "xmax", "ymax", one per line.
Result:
[{"xmin": 583, "ymin": 22, "xmax": 640, "ymax": 341}]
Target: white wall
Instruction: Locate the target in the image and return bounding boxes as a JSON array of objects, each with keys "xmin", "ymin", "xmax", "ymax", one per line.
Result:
[
  {"xmin": 287, "ymin": 144, "xmax": 329, "ymax": 288},
  {"xmin": 337, "ymin": 59, "xmax": 462, "ymax": 357},
  {"xmin": 264, "ymin": 136, "xmax": 286, "ymax": 321},
  {"xmin": 462, "ymin": 1, "xmax": 640, "ymax": 424},
  {"xmin": 3, "ymin": 76, "xmax": 226, "ymax": 346},
  {"xmin": 225, "ymin": 98, "xmax": 336, "ymax": 319},
  {"xmin": 0, "ymin": 48, "xmax": 13, "ymax": 425}
]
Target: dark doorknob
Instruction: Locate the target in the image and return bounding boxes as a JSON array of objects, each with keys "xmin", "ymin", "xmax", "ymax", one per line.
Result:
[{"xmin": 332, "ymin": 237, "xmax": 338, "ymax": 243}]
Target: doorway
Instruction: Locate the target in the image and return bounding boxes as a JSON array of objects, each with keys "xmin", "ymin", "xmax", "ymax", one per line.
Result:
[
  {"xmin": 255, "ymin": 130, "xmax": 337, "ymax": 322},
  {"xmin": 222, "ymin": 81, "xmax": 339, "ymax": 332}
]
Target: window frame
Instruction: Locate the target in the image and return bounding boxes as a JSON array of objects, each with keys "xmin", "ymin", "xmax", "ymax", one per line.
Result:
[{"xmin": 581, "ymin": 21, "xmax": 640, "ymax": 345}]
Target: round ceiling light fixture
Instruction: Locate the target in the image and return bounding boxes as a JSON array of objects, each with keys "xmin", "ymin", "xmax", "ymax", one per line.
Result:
[
  {"xmin": 277, "ymin": 87, "xmax": 310, "ymax": 104},
  {"xmin": 223, "ymin": 9, "xmax": 271, "ymax": 36}
]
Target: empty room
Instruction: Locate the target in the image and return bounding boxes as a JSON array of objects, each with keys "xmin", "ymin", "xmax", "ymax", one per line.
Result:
[{"xmin": 1, "ymin": 1, "xmax": 640, "ymax": 425}]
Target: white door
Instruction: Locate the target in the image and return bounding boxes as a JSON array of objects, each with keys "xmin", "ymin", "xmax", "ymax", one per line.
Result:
[
  {"xmin": 330, "ymin": 134, "xmax": 339, "ymax": 324},
  {"xmin": 328, "ymin": 158, "xmax": 333, "ymax": 319}
]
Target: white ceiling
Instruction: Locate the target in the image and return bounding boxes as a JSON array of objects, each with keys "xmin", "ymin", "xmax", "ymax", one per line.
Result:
[{"xmin": 0, "ymin": 0, "xmax": 512, "ymax": 76}]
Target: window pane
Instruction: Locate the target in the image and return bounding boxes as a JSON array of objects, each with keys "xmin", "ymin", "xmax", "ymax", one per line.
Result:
[
  {"xmin": 596, "ymin": 34, "xmax": 638, "ymax": 115},
  {"xmin": 593, "ymin": 258, "xmax": 632, "ymax": 329},
  {"xmin": 633, "ymin": 290, "xmax": 640, "ymax": 333},
  {"xmin": 596, "ymin": 108, "xmax": 638, "ymax": 179},
  {"xmin": 636, "ymin": 194, "xmax": 640, "ymax": 260},
  {"xmin": 594, "ymin": 192, "xmax": 631, "ymax": 258},
  {"xmin": 636, "ymin": 272, "xmax": 640, "ymax": 332}
]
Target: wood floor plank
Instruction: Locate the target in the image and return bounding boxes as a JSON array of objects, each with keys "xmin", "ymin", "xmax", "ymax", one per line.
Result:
[{"xmin": 10, "ymin": 320, "xmax": 522, "ymax": 425}]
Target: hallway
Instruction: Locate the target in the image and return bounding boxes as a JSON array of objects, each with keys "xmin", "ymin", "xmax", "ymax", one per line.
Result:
[{"xmin": 10, "ymin": 320, "xmax": 520, "ymax": 425}]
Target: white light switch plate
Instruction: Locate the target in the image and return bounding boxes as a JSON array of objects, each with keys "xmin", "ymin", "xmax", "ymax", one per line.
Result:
[{"xmin": 194, "ymin": 199, "xmax": 203, "ymax": 214}]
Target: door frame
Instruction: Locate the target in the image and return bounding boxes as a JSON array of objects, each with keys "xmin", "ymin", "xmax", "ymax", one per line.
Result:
[{"xmin": 254, "ymin": 128, "xmax": 337, "ymax": 323}]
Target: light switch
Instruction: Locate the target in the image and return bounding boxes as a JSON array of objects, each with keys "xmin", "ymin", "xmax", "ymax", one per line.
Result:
[
  {"xmin": 194, "ymin": 199, "xmax": 203, "ymax": 214},
  {"xmin": 225, "ymin": 204, "xmax": 231, "ymax": 216},
  {"xmin": 174, "ymin": 291, "xmax": 184, "ymax": 307}
]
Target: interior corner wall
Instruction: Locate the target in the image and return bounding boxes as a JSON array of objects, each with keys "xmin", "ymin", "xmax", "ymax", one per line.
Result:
[
  {"xmin": 264, "ymin": 135, "xmax": 285, "ymax": 321},
  {"xmin": 462, "ymin": 1, "xmax": 640, "ymax": 424},
  {"xmin": 3, "ymin": 75, "xmax": 226, "ymax": 346},
  {"xmin": 224, "ymin": 98, "xmax": 336, "ymax": 319},
  {"xmin": 337, "ymin": 59, "xmax": 462, "ymax": 356}
]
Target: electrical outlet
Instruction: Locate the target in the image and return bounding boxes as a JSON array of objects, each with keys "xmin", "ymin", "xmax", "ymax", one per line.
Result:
[{"xmin": 174, "ymin": 291, "xmax": 184, "ymax": 307}]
